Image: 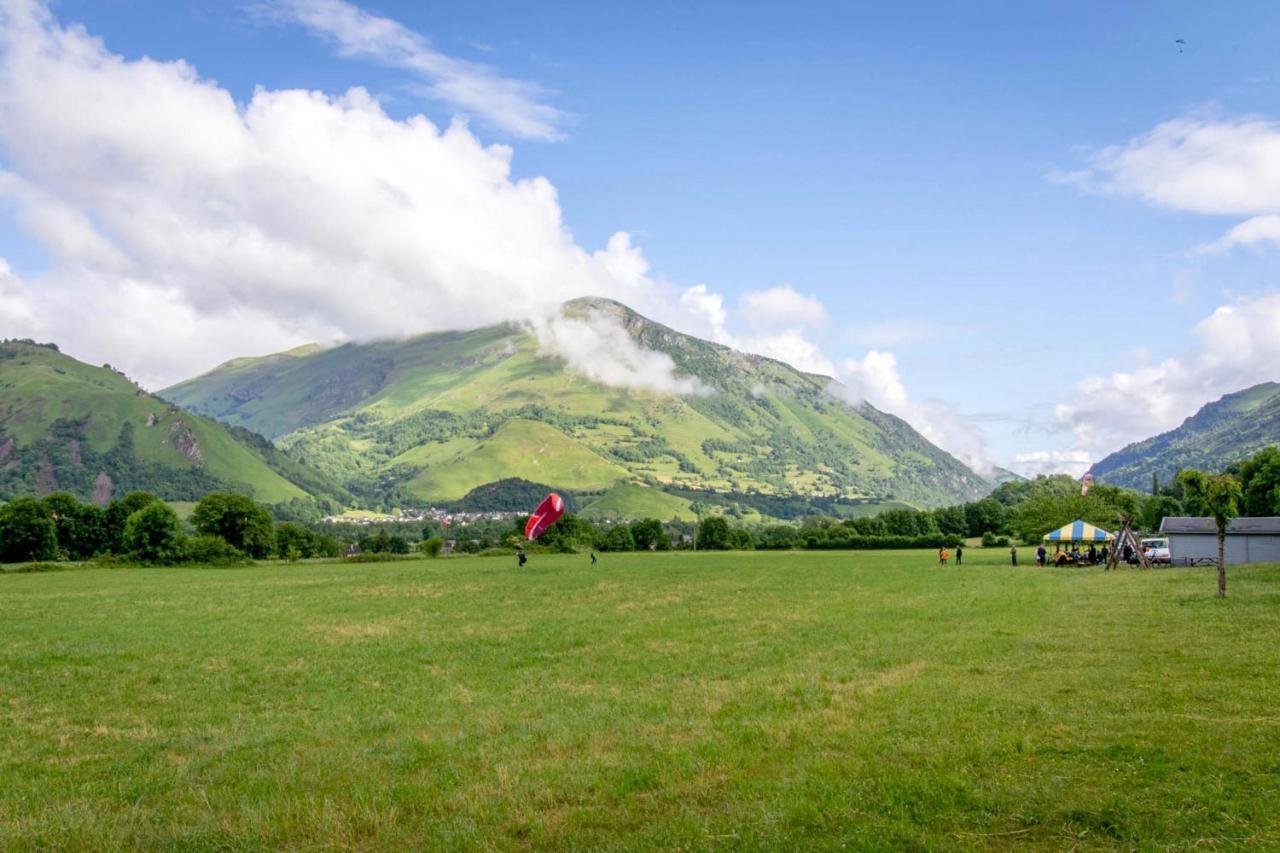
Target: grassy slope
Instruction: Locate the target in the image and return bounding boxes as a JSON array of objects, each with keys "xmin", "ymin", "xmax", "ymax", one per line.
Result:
[
  {"xmin": 1, "ymin": 552, "xmax": 1277, "ymax": 848},
  {"xmin": 405, "ymin": 419, "xmax": 630, "ymax": 502},
  {"xmin": 0, "ymin": 343, "xmax": 312, "ymax": 503},
  {"xmin": 1091, "ymin": 382, "xmax": 1280, "ymax": 489},
  {"xmin": 580, "ymin": 482, "xmax": 697, "ymax": 521},
  {"xmin": 165, "ymin": 302, "xmax": 990, "ymax": 511}
]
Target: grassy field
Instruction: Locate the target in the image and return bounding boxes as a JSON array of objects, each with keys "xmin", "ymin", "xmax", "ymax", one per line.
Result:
[{"xmin": 2, "ymin": 550, "xmax": 1278, "ymax": 849}]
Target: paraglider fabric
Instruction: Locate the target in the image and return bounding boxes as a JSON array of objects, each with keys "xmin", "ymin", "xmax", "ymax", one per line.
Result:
[{"xmin": 524, "ymin": 493, "xmax": 565, "ymax": 541}]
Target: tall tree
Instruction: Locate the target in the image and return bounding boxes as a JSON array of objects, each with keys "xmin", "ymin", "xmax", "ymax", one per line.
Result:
[
  {"xmin": 1235, "ymin": 447, "xmax": 1280, "ymax": 517},
  {"xmin": 122, "ymin": 502, "xmax": 182, "ymax": 564},
  {"xmin": 192, "ymin": 493, "xmax": 276, "ymax": 558},
  {"xmin": 1177, "ymin": 470, "xmax": 1242, "ymax": 599},
  {"xmin": 0, "ymin": 498, "xmax": 58, "ymax": 563}
]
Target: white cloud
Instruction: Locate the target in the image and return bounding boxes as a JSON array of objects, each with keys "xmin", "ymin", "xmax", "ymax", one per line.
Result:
[
  {"xmin": 678, "ymin": 284, "xmax": 730, "ymax": 344},
  {"xmin": 0, "ymin": 0, "xmax": 687, "ymax": 386},
  {"xmin": 1192, "ymin": 214, "xmax": 1280, "ymax": 255},
  {"xmin": 1054, "ymin": 293, "xmax": 1280, "ymax": 454},
  {"xmin": 0, "ymin": 0, "xmax": 996, "ymax": 474},
  {"xmin": 1056, "ymin": 113, "xmax": 1280, "ymax": 255},
  {"xmin": 530, "ymin": 309, "xmax": 707, "ymax": 396},
  {"xmin": 0, "ymin": 258, "xmax": 37, "ymax": 331},
  {"xmin": 264, "ymin": 0, "xmax": 566, "ymax": 140},
  {"xmin": 832, "ymin": 351, "xmax": 993, "ymax": 475},
  {"xmin": 740, "ymin": 284, "xmax": 828, "ymax": 330},
  {"xmin": 1057, "ymin": 114, "xmax": 1280, "ymax": 216},
  {"xmin": 739, "ymin": 331, "xmax": 835, "ymax": 376},
  {"xmin": 1012, "ymin": 450, "xmax": 1093, "ymax": 479}
]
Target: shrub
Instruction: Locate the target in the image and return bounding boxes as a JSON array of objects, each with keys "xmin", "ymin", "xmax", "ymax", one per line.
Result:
[
  {"xmin": 421, "ymin": 536, "xmax": 444, "ymax": 557},
  {"xmin": 981, "ymin": 531, "xmax": 1010, "ymax": 548},
  {"xmin": 275, "ymin": 522, "xmax": 317, "ymax": 559},
  {"xmin": 180, "ymin": 535, "xmax": 248, "ymax": 566},
  {"xmin": 0, "ymin": 497, "xmax": 58, "ymax": 563},
  {"xmin": 344, "ymin": 552, "xmax": 398, "ymax": 563},
  {"xmin": 192, "ymin": 493, "xmax": 276, "ymax": 558},
  {"xmin": 630, "ymin": 518, "xmax": 671, "ymax": 551},
  {"xmin": 697, "ymin": 516, "xmax": 731, "ymax": 550},
  {"xmin": 601, "ymin": 524, "xmax": 636, "ymax": 552},
  {"xmin": 122, "ymin": 503, "xmax": 182, "ymax": 564}
]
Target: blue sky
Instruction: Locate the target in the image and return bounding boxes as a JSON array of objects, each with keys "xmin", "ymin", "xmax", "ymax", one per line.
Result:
[{"xmin": 4, "ymin": 0, "xmax": 1280, "ymax": 475}]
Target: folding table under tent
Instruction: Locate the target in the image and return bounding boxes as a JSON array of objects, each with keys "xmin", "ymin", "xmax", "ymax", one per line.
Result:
[{"xmin": 1043, "ymin": 520, "xmax": 1115, "ymax": 543}]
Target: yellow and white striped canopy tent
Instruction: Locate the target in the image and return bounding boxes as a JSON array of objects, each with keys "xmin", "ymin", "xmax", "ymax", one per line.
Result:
[{"xmin": 1043, "ymin": 519, "xmax": 1115, "ymax": 542}]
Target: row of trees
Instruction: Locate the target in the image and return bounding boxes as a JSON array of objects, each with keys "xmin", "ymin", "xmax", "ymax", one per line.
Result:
[{"xmin": 0, "ymin": 491, "xmax": 343, "ymax": 565}]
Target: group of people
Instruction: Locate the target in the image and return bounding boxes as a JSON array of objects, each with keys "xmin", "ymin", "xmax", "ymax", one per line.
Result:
[
  {"xmin": 1033, "ymin": 543, "xmax": 1108, "ymax": 567},
  {"xmin": 938, "ymin": 542, "xmax": 1118, "ymax": 568}
]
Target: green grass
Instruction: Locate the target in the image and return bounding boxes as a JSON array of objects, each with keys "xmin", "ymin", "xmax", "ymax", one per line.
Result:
[
  {"xmin": 405, "ymin": 418, "xmax": 629, "ymax": 501},
  {"xmin": 580, "ymin": 482, "xmax": 697, "ymax": 521},
  {"xmin": 3, "ymin": 551, "xmax": 1278, "ymax": 849}
]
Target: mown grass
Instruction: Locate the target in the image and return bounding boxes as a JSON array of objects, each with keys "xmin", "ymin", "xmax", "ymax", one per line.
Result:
[{"xmin": 2, "ymin": 550, "xmax": 1278, "ymax": 849}]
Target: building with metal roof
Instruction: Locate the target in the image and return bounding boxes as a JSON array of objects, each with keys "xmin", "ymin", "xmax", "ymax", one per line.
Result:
[{"xmin": 1158, "ymin": 517, "xmax": 1280, "ymax": 565}]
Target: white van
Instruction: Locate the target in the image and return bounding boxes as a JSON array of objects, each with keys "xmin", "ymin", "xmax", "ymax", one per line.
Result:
[{"xmin": 1142, "ymin": 537, "xmax": 1172, "ymax": 564}]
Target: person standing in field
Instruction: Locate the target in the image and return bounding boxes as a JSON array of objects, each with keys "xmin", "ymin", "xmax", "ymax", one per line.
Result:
[
  {"xmin": 939, "ymin": 547, "xmax": 949, "ymax": 566},
  {"xmin": 1009, "ymin": 544, "xmax": 1018, "ymax": 566},
  {"xmin": 517, "ymin": 547, "xmax": 528, "ymax": 568},
  {"xmin": 590, "ymin": 550, "xmax": 598, "ymax": 566},
  {"xmin": 955, "ymin": 545, "xmax": 963, "ymax": 566},
  {"xmin": 1036, "ymin": 545, "xmax": 1046, "ymax": 566}
]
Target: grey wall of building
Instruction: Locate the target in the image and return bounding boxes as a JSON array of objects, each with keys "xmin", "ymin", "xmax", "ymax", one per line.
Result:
[{"xmin": 1168, "ymin": 534, "xmax": 1280, "ymax": 565}]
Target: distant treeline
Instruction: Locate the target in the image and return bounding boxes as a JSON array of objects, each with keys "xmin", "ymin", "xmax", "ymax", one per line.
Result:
[{"xmin": 0, "ymin": 491, "xmax": 345, "ymax": 566}]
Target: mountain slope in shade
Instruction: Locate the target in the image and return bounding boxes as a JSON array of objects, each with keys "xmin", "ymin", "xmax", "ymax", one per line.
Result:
[
  {"xmin": 0, "ymin": 340, "xmax": 344, "ymax": 505},
  {"xmin": 164, "ymin": 298, "xmax": 991, "ymax": 511},
  {"xmin": 1089, "ymin": 382, "xmax": 1280, "ymax": 490}
]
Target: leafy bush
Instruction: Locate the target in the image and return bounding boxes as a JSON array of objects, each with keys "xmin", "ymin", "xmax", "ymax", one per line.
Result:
[
  {"xmin": 981, "ymin": 531, "xmax": 1010, "ymax": 547},
  {"xmin": 0, "ymin": 497, "xmax": 58, "ymax": 563},
  {"xmin": 600, "ymin": 524, "xmax": 636, "ymax": 552},
  {"xmin": 180, "ymin": 535, "xmax": 248, "ymax": 566},
  {"xmin": 803, "ymin": 533, "xmax": 963, "ymax": 550},
  {"xmin": 697, "ymin": 516, "xmax": 731, "ymax": 550},
  {"xmin": 1, "ymin": 561, "xmax": 64, "ymax": 574},
  {"xmin": 275, "ymin": 522, "xmax": 317, "ymax": 559},
  {"xmin": 421, "ymin": 536, "xmax": 444, "ymax": 557},
  {"xmin": 343, "ymin": 552, "xmax": 399, "ymax": 563},
  {"xmin": 192, "ymin": 493, "xmax": 276, "ymax": 558},
  {"xmin": 122, "ymin": 502, "xmax": 182, "ymax": 564},
  {"xmin": 630, "ymin": 518, "xmax": 671, "ymax": 551}
]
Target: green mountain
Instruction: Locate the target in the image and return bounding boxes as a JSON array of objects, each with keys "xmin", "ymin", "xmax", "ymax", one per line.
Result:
[
  {"xmin": 1089, "ymin": 382, "xmax": 1280, "ymax": 490},
  {"xmin": 163, "ymin": 299, "xmax": 990, "ymax": 516},
  {"xmin": 0, "ymin": 339, "xmax": 345, "ymax": 506}
]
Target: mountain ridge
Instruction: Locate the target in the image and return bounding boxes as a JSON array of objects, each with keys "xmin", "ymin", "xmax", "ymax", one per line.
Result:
[
  {"xmin": 1089, "ymin": 381, "xmax": 1280, "ymax": 490},
  {"xmin": 163, "ymin": 299, "xmax": 991, "ymax": 514},
  {"xmin": 0, "ymin": 339, "xmax": 345, "ymax": 506}
]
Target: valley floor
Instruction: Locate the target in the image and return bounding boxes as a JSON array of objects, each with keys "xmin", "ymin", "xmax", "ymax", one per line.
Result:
[{"xmin": 2, "ymin": 551, "xmax": 1278, "ymax": 849}]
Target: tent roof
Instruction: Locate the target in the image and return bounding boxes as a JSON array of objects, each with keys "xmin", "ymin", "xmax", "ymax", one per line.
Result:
[{"xmin": 1043, "ymin": 519, "xmax": 1114, "ymax": 542}]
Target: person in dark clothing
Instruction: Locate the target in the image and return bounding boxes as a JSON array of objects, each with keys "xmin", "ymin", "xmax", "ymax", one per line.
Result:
[
  {"xmin": 955, "ymin": 545, "xmax": 963, "ymax": 566},
  {"xmin": 1036, "ymin": 545, "xmax": 1046, "ymax": 566},
  {"xmin": 1122, "ymin": 543, "xmax": 1135, "ymax": 564},
  {"xmin": 517, "ymin": 548, "xmax": 528, "ymax": 567},
  {"xmin": 1009, "ymin": 544, "xmax": 1018, "ymax": 566},
  {"xmin": 1087, "ymin": 544, "xmax": 1097, "ymax": 565}
]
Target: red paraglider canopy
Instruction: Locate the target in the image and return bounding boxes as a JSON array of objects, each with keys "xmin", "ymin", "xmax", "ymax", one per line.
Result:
[{"xmin": 524, "ymin": 493, "xmax": 565, "ymax": 541}]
